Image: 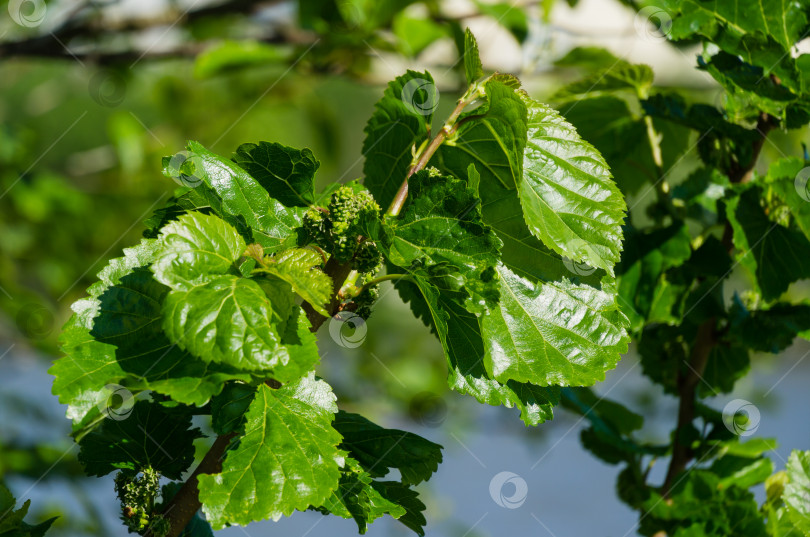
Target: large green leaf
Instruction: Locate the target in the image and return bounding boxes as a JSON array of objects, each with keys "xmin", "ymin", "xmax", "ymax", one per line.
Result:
[
  {"xmin": 161, "ymin": 274, "xmax": 292, "ymax": 372},
  {"xmin": 482, "ymin": 265, "xmax": 629, "ymax": 386},
  {"xmin": 52, "ymin": 240, "xmax": 161, "ymax": 424},
  {"xmin": 518, "ymin": 96, "xmax": 626, "ymax": 274},
  {"xmin": 363, "ymin": 71, "xmax": 434, "ymax": 208},
  {"xmin": 152, "ymin": 212, "xmax": 245, "ymax": 291},
  {"xmin": 198, "ymin": 375, "xmax": 343, "ymax": 528},
  {"xmin": 727, "ymin": 186, "xmax": 810, "ymax": 301},
  {"xmin": 395, "ymin": 276, "xmax": 560, "ymax": 426},
  {"xmin": 383, "ymin": 171, "xmax": 502, "ymax": 313},
  {"xmin": 232, "ymin": 141, "xmax": 318, "ymax": 207},
  {"xmin": 784, "ymin": 450, "xmax": 810, "ymax": 533},
  {"xmin": 653, "ymin": 0, "xmax": 806, "ymax": 94},
  {"xmin": 78, "ymin": 400, "xmax": 202, "ymax": 479},
  {"xmin": 90, "ymin": 269, "xmax": 254, "ymax": 405},
  {"xmin": 186, "ymin": 141, "xmax": 303, "ymax": 250},
  {"xmin": 333, "ymin": 411, "xmax": 443, "ymax": 485}
]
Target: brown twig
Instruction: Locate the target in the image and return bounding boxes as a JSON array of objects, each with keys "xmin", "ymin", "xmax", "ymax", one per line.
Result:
[
  {"xmin": 662, "ymin": 318, "xmax": 716, "ymax": 493},
  {"xmin": 155, "ymin": 433, "xmax": 236, "ymax": 537},
  {"xmin": 662, "ymin": 112, "xmax": 777, "ymax": 495}
]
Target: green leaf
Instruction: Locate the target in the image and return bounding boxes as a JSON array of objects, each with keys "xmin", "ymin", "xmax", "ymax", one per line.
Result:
[
  {"xmin": 194, "ymin": 40, "xmax": 283, "ymax": 78},
  {"xmin": 551, "ymin": 62, "xmax": 653, "ymax": 101},
  {"xmin": 395, "ymin": 275, "xmax": 560, "ymax": 426},
  {"xmin": 152, "ymin": 212, "xmax": 245, "ymax": 291},
  {"xmin": 616, "ymin": 224, "xmax": 693, "ymax": 331},
  {"xmin": 198, "ymin": 375, "xmax": 343, "ymax": 528},
  {"xmin": 210, "ymin": 382, "xmax": 256, "ymax": 435},
  {"xmin": 363, "ymin": 71, "xmax": 434, "ymax": 208},
  {"xmin": 52, "ymin": 240, "xmax": 162, "ymax": 424},
  {"xmin": 640, "ymin": 470, "xmax": 767, "ymax": 537},
  {"xmin": 258, "ymin": 248, "xmax": 332, "ymax": 316},
  {"xmin": 90, "ymin": 268, "xmax": 253, "ymax": 405},
  {"xmin": 315, "ymin": 457, "xmax": 408, "ymax": 534},
  {"xmin": 784, "ymin": 450, "xmax": 810, "ymax": 533},
  {"xmin": 384, "ymin": 170, "xmax": 502, "ymax": 313},
  {"xmin": 78, "ymin": 400, "xmax": 202, "ymax": 479},
  {"xmin": 232, "ymin": 141, "xmax": 318, "ymax": 207},
  {"xmin": 726, "ymin": 186, "xmax": 810, "ymax": 301},
  {"xmin": 561, "ymin": 388, "xmax": 661, "ymax": 465},
  {"xmin": 699, "ymin": 341, "xmax": 750, "ymax": 397},
  {"xmin": 655, "ymin": 0, "xmax": 806, "ymax": 93},
  {"xmin": 463, "ymin": 28, "xmax": 483, "ymax": 83},
  {"xmin": 272, "ymin": 304, "xmax": 322, "ymax": 383},
  {"xmin": 473, "ymin": 1, "xmax": 529, "ymax": 42},
  {"xmin": 482, "ymin": 265, "xmax": 629, "ymax": 386},
  {"xmin": 0, "ymin": 483, "xmax": 56, "ymax": 537},
  {"xmin": 554, "ymin": 46, "xmax": 623, "ymax": 70},
  {"xmin": 186, "ymin": 141, "xmax": 304, "ymax": 250},
  {"xmin": 333, "ymin": 411, "xmax": 443, "ymax": 485},
  {"xmin": 711, "ymin": 455, "xmax": 774, "ymax": 490},
  {"xmin": 728, "ymin": 296, "xmax": 810, "ymax": 353},
  {"xmin": 518, "ymin": 96, "xmax": 626, "ymax": 274},
  {"xmin": 763, "ymin": 157, "xmax": 810, "ymax": 240},
  {"xmin": 368, "ymin": 481, "xmax": 427, "ymax": 536},
  {"xmin": 393, "ymin": 15, "xmax": 448, "ymax": 57},
  {"xmin": 162, "ymin": 275, "xmax": 287, "ymax": 373}
]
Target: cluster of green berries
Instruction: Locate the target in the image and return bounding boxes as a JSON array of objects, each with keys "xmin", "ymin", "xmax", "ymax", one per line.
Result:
[
  {"xmin": 353, "ymin": 284, "xmax": 379, "ymax": 320},
  {"xmin": 115, "ymin": 468, "xmax": 169, "ymax": 537},
  {"xmin": 303, "ymin": 186, "xmax": 382, "ymax": 272}
]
